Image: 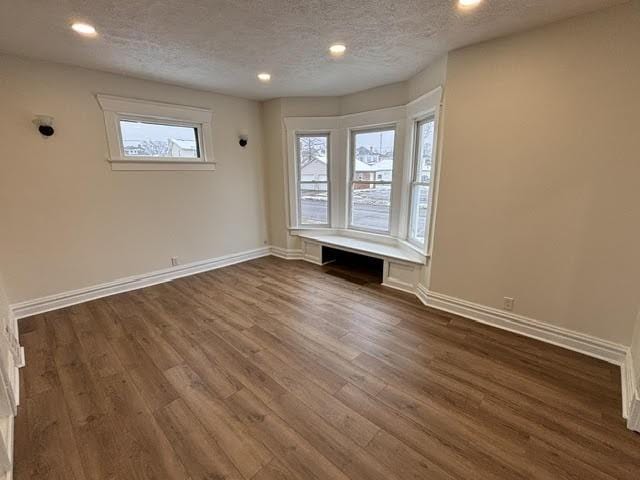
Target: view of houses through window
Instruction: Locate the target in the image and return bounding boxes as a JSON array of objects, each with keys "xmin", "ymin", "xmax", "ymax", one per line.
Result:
[
  {"xmin": 296, "ymin": 123, "xmax": 433, "ymax": 242},
  {"xmin": 350, "ymin": 128, "xmax": 395, "ymax": 232},
  {"xmin": 119, "ymin": 119, "xmax": 200, "ymax": 159},
  {"xmin": 297, "ymin": 134, "xmax": 329, "ymax": 225},
  {"xmin": 409, "ymin": 117, "xmax": 435, "ymax": 246}
]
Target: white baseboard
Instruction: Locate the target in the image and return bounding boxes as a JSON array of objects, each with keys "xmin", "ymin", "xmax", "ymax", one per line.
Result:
[
  {"xmin": 11, "ymin": 246, "xmax": 271, "ymax": 319},
  {"xmin": 622, "ymin": 350, "xmax": 640, "ymax": 431},
  {"xmin": 381, "ymin": 281, "xmax": 416, "ymax": 295},
  {"xmin": 0, "ymin": 367, "xmax": 19, "ymax": 479},
  {"xmin": 415, "ymin": 285, "xmax": 628, "ymax": 366},
  {"xmin": 270, "ymin": 246, "xmax": 304, "ymax": 261},
  {"xmin": 628, "ymin": 390, "xmax": 640, "ymax": 432},
  {"xmin": 622, "ymin": 351, "xmax": 634, "ymax": 418}
]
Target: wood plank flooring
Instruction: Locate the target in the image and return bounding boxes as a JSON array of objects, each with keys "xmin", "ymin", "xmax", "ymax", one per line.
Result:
[{"xmin": 15, "ymin": 256, "xmax": 640, "ymax": 479}]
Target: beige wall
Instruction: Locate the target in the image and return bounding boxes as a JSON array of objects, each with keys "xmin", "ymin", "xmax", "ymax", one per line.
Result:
[
  {"xmin": 338, "ymin": 55, "xmax": 448, "ymax": 115},
  {"xmin": 262, "ymin": 96, "xmax": 344, "ymax": 251},
  {"xmin": 339, "ymin": 81, "xmax": 408, "ymax": 116},
  {"xmin": 281, "ymin": 97, "xmax": 341, "ymax": 117},
  {"xmin": 430, "ymin": 3, "xmax": 640, "ymax": 344},
  {"xmin": 407, "ymin": 55, "xmax": 448, "ymax": 104},
  {"xmin": 261, "ymin": 99, "xmax": 288, "ymax": 249},
  {"xmin": 0, "ymin": 54, "xmax": 269, "ymax": 303}
]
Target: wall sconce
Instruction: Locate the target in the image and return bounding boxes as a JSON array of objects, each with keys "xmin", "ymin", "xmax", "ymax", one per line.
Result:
[
  {"xmin": 33, "ymin": 115, "xmax": 55, "ymax": 137},
  {"xmin": 238, "ymin": 131, "xmax": 248, "ymax": 148}
]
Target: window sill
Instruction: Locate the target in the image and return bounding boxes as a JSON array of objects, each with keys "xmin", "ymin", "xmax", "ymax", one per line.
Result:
[
  {"xmin": 109, "ymin": 160, "xmax": 216, "ymax": 171},
  {"xmin": 289, "ymin": 226, "xmax": 334, "ymax": 232},
  {"xmin": 290, "ymin": 227, "xmax": 397, "ymax": 244},
  {"xmin": 292, "ymin": 228, "xmax": 427, "ymax": 265},
  {"xmin": 398, "ymin": 238, "xmax": 428, "ymax": 257}
]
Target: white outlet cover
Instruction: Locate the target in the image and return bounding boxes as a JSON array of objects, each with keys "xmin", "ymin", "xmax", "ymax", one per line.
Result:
[{"xmin": 503, "ymin": 297, "xmax": 515, "ymax": 311}]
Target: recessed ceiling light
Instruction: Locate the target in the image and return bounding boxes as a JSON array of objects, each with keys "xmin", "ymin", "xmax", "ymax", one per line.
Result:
[
  {"xmin": 257, "ymin": 72, "xmax": 271, "ymax": 82},
  {"xmin": 71, "ymin": 22, "xmax": 97, "ymax": 36},
  {"xmin": 458, "ymin": 0, "xmax": 482, "ymax": 8},
  {"xmin": 329, "ymin": 44, "xmax": 347, "ymax": 56}
]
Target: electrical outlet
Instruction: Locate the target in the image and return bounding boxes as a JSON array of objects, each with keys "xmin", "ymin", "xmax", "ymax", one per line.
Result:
[
  {"xmin": 503, "ymin": 297, "xmax": 515, "ymax": 311},
  {"xmin": 171, "ymin": 257, "xmax": 179, "ymax": 267}
]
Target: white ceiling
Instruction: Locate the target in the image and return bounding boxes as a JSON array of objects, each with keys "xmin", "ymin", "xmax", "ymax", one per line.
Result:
[{"xmin": 0, "ymin": 0, "xmax": 626, "ymax": 100}]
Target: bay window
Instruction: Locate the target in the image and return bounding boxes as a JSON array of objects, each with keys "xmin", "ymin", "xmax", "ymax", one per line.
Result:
[{"xmin": 284, "ymin": 85, "xmax": 442, "ymax": 259}]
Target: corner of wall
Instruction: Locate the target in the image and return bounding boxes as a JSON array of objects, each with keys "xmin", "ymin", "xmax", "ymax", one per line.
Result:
[
  {"xmin": 627, "ymin": 308, "xmax": 640, "ymax": 431},
  {"xmin": 407, "ymin": 54, "xmax": 448, "ymax": 103}
]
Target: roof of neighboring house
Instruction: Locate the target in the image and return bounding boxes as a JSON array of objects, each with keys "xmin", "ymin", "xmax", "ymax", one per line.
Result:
[
  {"xmin": 302, "ymin": 155, "xmax": 392, "ymax": 172},
  {"xmin": 355, "ymin": 158, "xmax": 393, "ymax": 172},
  {"xmin": 354, "ymin": 159, "xmax": 373, "ymax": 171},
  {"xmin": 169, "ymin": 138, "xmax": 197, "ymax": 150},
  {"xmin": 356, "ymin": 146, "xmax": 393, "ymax": 156},
  {"xmin": 301, "ymin": 155, "xmax": 327, "ymax": 168}
]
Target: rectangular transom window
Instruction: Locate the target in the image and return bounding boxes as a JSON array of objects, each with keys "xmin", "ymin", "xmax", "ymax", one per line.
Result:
[
  {"xmin": 96, "ymin": 94, "xmax": 215, "ymax": 171},
  {"xmin": 408, "ymin": 116, "xmax": 436, "ymax": 247},
  {"xmin": 349, "ymin": 127, "xmax": 395, "ymax": 233},
  {"xmin": 119, "ymin": 118, "xmax": 201, "ymax": 160},
  {"xmin": 297, "ymin": 134, "xmax": 330, "ymax": 226}
]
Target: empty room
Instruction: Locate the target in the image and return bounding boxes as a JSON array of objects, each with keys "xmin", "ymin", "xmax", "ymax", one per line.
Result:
[{"xmin": 1, "ymin": 0, "xmax": 640, "ymax": 478}]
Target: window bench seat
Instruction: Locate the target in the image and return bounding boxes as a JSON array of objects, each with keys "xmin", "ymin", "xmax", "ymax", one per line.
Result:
[
  {"xmin": 296, "ymin": 231, "xmax": 426, "ymax": 264},
  {"xmin": 292, "ymin": 230, "xmax": 427, "ymax": 293}
]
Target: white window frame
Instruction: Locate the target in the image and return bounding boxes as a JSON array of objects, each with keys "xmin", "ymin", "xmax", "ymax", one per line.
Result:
[
  {"xmin": 284, "ymin": 117, "xmax": 341, "ymax": 230},
  {"xmin": 96, "ymin": 94, "xmax": 215, "ymax": 171},
  {"xmin": 401, "ymin": 86, "xmax": 443, "ymax": 255},
  {"xmin": 407, "ymin": 115, "xmax": 436, "ymax": 248},
  {"xmin": 348, "ymin": 126, "xmax": 397, "ymax": 235},
  {"xmin": 296, "ymin": 133, "xmax": 331, "ymax": 228}
]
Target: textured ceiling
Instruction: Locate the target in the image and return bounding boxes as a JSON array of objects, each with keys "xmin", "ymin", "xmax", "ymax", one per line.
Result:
[{"xmin": 0, "ymin": 0, "xmax": 627, "ymax": 99}]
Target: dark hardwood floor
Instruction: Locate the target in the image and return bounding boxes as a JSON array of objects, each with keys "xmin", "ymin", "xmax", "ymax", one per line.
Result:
[{"xmin": 15, "ymin": 256, "xmax": 640, "ymax": 479}]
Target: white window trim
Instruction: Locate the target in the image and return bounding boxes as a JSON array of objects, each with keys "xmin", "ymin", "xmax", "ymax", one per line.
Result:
[
  {"xmin": 285, "ymin": 118, "xmax": 341, "ymax": 230},
  {"xmin": 296, "ymin": 132, "xmax": 332, "ymax": 228},
  {"xmin": 283, "ymin": 86, "xmax": 442, "ymax": 255},
  {"xmin": 348, "ymin": 125, "xmax": 397, "ymax": 235},
  {"xmin": 407, "ymin": 115, "xmax": 436, "ymax": 249},
  {"xmin": 96, "ymin": 94, "xmax": 216, "ymax": 171},
  {"xmin": 403, "ymin": 87, "xmax": 443, "ymax": 256}
]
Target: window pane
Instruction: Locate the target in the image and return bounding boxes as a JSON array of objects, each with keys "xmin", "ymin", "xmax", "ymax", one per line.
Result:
[
  {"xmin": 351, "ymin": 183, "xmax": 391, "ymax": 232},
  {"xmin": 300, "ymin": 182, "xmax": 328, "ymax": 225},
  {"xmin": 416, "ymin": 119, "xmax": 435, "ymax": 182},
  {"xmin": 353, "ymin": 129, "xmax": 395, "ymax": 181},
  {"xmin": 298, "ymin": 136, "xmax": 328, "ymax": 181},
  {"xmin": 120, "ymin": 120, "xmax": 199, "ymax": 158},
  {"xmin": 410, "ymin": 185, "xmax": 430, "ymax": 245}
]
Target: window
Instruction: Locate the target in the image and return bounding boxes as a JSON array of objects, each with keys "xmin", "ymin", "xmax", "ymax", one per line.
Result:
[
  {"xmin": 119, "ymin": 118, "xmax": 201, "ymax": 160},
  {"xmin": 408, "ymin": 116, "xmax": 436, "ymax": 247},
  {"xmin": 96, "ymin": 94, "xmax": 215, "ymax": 171},
  {"xmin": 284, "ymin": 86, "xmax": 442, "ymax": 253},
  {"xmin": 349, "ymin": 128, "xmax": 395, "ymax": 233},
  {"xmin": 297, "ymin": 134, "xmax": 330, "ymax": 226}
]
